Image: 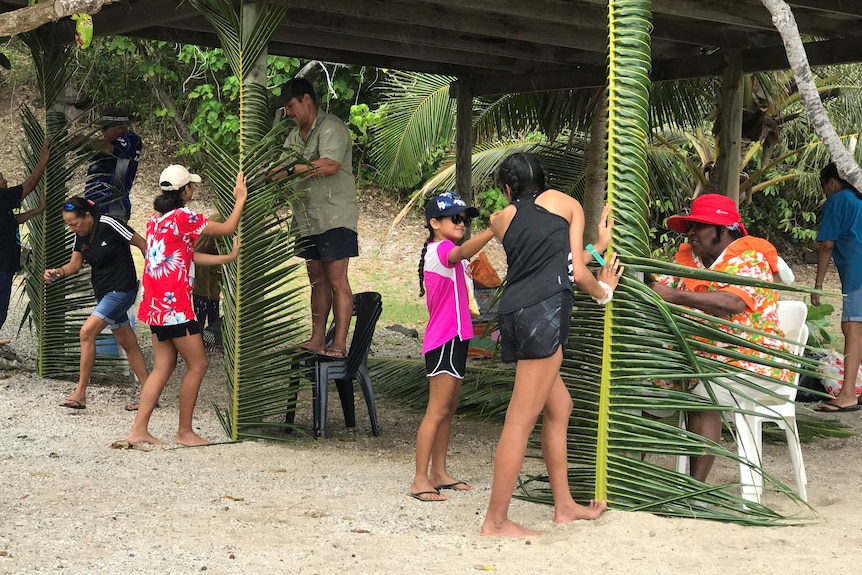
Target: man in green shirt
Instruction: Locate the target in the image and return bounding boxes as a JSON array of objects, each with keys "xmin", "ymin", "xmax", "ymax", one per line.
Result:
[{"xmin": 272, "ymin": 78, "xmax": 358, "ymax": 358}]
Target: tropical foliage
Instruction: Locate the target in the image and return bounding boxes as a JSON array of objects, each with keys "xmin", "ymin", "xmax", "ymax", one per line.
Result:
[
  {"xmin": 190, "ymin": 0, "xmax": 308, "ymax": 441},
  {"xmin": 369, "ymin": 63, "xmax": 862, "ymax": 258}
]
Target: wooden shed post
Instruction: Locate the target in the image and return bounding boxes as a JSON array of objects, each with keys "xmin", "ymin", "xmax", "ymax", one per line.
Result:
[
  {"xmin": 455, "ymin": 78, "xmax": 474, "ymax": 204},
  {"xmin": 716, "ymin": 51, "xmax": 744, "ymax": 204},
  {"xmin": 242, "ymin": 0, "xmax": 268, "ymax": 85}
]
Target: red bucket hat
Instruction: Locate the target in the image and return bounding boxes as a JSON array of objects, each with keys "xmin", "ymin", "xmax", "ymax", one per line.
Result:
[{"xmin": 666, "ymin": 194, "xmax": 747, "ymax": 236}]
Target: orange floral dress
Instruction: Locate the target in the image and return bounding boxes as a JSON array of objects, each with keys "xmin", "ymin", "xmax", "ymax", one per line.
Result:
[{"xmin": 654, "ymin": 236, "xmax": 791, "ymax": 390}]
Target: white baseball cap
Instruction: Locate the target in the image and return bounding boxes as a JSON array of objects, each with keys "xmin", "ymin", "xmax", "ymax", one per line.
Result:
[{"xmin": 159, "ymin": 165, "xmax": 202, "ymax": 191}]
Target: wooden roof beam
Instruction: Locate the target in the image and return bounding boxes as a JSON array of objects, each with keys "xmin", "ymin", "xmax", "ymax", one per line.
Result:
[
  {"xmin": 787, "ymin": 1, "xmax": 862, "ymax": 18},
  {"xmin": 577, "ymin": 0, "xmax": 862, "ymax": 36},
  {"xmin": 124, "ymin": 25, "xmax": 493, "ymax": 77},
  {"xmin": 91, "ymin": 0, "xmax": 197, "ymax": 36},
  {"xmin": 651, "ymin": 17, "xmax": 776, "ymax": 50},
  {"xmin": 465, "ymin": 36, "xmax": 862, "ymax": 96},
  {"xmin": 280, "ymin": 7, "xmax": 606, "ymax": 66},
  {"xmin": 162, "ymin": 14, "xmax": 535, "ymax": 73},
  {"xmin": 275, "ymin": 0, "xmax": 609, "ymax": 55},
  {"xmin": 411, "ymin": 0, "xmax": 605, "ymax": 26}
]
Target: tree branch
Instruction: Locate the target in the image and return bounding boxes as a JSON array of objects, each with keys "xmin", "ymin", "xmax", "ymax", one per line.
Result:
[
  {"xmin": 134, "ymin": 39, "xmax": 195, "ymax": 144},
  {"xmin": 0, "ymin": 0, "xmax": 118, "ymax": 37}
]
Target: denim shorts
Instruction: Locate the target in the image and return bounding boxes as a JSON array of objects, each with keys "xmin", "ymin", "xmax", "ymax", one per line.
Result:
[
  {"xmin": 842, "ymin": 287, "xmax": 862, "ymax": 322},
  {"xmin": 93, "ymin": 288, "xmax": 138, "ymax": 329}
]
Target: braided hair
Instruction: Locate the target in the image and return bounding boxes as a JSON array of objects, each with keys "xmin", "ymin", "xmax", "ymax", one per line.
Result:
[
  {"xmin": 417, "ymin": 223, "xmax": 435, "ymax": 297},
  {"xmin": 154, "ymin": 186, "xmax": 187, "ymax": 213},
  {"xmin": 496, "ymin": 152, "xmax": 551, "ymax": 201}
]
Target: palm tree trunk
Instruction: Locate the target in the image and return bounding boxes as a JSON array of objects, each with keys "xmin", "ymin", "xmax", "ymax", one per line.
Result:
[
  {"xmin": 759, "ymin": 0, "xmax": 862, "ymax": 187},
  {"xmin": 583, "ymin": 91, "xmax": 607, "ymax": 244}
]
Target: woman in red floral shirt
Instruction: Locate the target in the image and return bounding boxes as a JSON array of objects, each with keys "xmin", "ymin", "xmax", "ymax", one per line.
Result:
[
  {"xmin": 128, "ymin": 166, "xmax": 246, "ymax": 447},
  {"xmin": 651, "ymin": 194, "xmax": 791, "ymax": 483}
]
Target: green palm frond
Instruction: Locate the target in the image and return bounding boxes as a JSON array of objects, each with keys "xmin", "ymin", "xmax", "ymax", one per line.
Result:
[
  {"xmin": 649, "ymin": 78, "xmax": 716, "ymax": 130},
  {"xmin": 525, "ymin": 0, "xmax": 816, "ymax": 523},
  {"xmin": 474, "ymin": 90, "xmax": 600, "ymax": 141},
  {"xmin": 192, "ymin": 0, "xmax": 308, "ymax": 441},
  {"xmin": 368, "ymin": 71, "xmax": 456, "ymax": 188},
  {"xmin": 19, "ymin": 25, "xmax": 117, "ymax": 379}
]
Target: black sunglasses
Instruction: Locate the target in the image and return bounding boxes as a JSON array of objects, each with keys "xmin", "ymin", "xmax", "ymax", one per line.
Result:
[{"xmin": 448, "ymin": 214, "xmax": 472, "ymax": 226}]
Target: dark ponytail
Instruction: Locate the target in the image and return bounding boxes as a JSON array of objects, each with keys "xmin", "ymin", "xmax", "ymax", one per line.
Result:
[
  {"xmin": 417, "ymin": 224, "xmax": 435, "ymax": 297},
  {"xmin": 154, "ymin": 186, "xmax": 186, "ymax": 213},
  {"xmin": 496, "ymin": 152, "xmax": 551, "ymax": 201}
]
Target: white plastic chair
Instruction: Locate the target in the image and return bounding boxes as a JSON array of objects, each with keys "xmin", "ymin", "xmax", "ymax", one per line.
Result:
[{"xmin": 677, "ymin": 300, "xmax": 809, "ymax": 504}]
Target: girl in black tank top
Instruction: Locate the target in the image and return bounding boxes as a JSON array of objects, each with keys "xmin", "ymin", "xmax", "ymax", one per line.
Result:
[
  {"xmin": 499, "ymin": 191, "xmax": 572, "ymax": 315},
  {"xmin": 481, "ymin": 153, "xmax": 622, "ymax": 537}
]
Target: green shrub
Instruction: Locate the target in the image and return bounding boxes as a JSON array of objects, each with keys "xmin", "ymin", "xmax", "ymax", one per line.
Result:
[{"xmin": 476, "ymin": 187, "xmax": 508, "ymax": 225}]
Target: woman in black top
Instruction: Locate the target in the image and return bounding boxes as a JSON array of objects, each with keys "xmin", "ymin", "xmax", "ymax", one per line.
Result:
[
  {"xmin": 45, "ymin": 197, "xmax": 149, "ymax": 410},
  {"xmin": 481, "ymin": 153, "xmax": 623, "ymax": 537}
]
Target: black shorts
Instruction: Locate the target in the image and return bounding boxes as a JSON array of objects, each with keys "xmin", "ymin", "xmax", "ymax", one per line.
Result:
[
  {"xmin": 297, "ymin": 228, "xmax": 359, "ymax": 262},
  {"xmin": 150, "ymin": 320, "xmax": 202, "ymax": 342},
  {"xmin": 498, "ymin": 290, "xmax": 572, "ymax": 363},
  {"xmin": 424, "ymin": 336, "xmax": 469, "ymax": 379}
]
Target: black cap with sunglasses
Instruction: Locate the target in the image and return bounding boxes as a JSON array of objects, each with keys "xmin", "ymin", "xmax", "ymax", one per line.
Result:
[{"xmin": 425, "ymin": 192, "xmax": 480, "ymax": 224}]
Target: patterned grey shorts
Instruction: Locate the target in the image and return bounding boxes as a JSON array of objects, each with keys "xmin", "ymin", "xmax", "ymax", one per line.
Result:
[{"xmin": 498, "ymin": 290, "xmax": 572, "ymax": 363}]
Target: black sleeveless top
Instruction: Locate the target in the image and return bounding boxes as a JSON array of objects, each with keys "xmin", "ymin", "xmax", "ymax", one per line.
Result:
[{"xmin": 498, "ymin": 192, "xmax": 572, "ymax": 314}]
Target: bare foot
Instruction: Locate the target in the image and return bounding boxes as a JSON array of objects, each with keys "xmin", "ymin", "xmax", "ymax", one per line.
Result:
[
  {"xmin": 410, "ymin": 480, "xmax": 446, "ymax": 501},
  {"xmin": 553, "ymin": 499, "xmax": 607, "ymax": 524},
  {"xmin": 176, "ymin": 431, "xmax": 209, "ymax": 446},
  {"xmin": 480, "ymin": 518, "xmax": 543, "ymax": 538},
  {"xmin": 126, "ymin": 431, "xmax": 165, "ymax": 446}
]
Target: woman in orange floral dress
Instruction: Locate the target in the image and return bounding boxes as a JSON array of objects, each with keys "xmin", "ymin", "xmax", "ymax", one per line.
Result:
[{"xmin": 651, "ymin": 193, "xmax": 791, "ymax": 482}]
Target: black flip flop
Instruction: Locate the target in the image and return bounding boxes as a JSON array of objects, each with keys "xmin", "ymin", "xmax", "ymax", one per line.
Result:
[
  {"xmin": 60, "ymin": 399, "xmax": 86, "ymax": 410},
  {"xmin": 814, "ymin": 401, "xmax": 861, "ymax": 413},
  {"xmin": 409, "ymin": 490, "xmax": 445, "ymax": 502}
]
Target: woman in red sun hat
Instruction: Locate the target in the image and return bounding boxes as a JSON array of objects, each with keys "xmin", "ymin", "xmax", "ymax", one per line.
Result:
[{"xmin": 651, "ymin": 193, "xmax": 794, "ymax": 483}]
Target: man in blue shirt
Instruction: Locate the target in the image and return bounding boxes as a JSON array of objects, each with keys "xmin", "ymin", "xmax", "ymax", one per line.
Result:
[
  {"xmin": 84, "ymin": 107, "xmax": 142, "ymax": 222},
  {"xmin": 813, "ymin": 162, "xmax": 862, "ymax": 412}
]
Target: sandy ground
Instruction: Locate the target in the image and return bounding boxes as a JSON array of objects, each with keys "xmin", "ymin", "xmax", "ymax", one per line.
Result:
[{"xmin": 2, "ymin": 335, "xmax": 862, "ymax": 575}]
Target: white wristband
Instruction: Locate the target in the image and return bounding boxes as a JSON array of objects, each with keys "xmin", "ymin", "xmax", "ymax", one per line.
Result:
[{"xmin": 592, "ymin": 280, "xmax": 613, "ymax": 305}]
